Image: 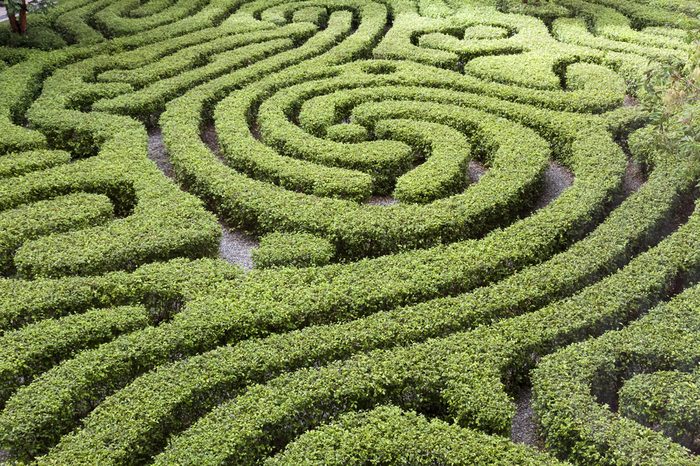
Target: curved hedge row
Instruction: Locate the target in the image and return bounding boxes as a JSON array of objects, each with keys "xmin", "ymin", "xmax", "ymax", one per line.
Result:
[
  {"xmin": 532, "ymin": 284, "xmax": 700, "ymax": 465},
  {"xmin": 220, "ymin": 79, "xmax": 552, "ymax": 247},
  {"xmin": 0, "ymin": 150, "xmax": 70, "ymax": 178},
  {"xmin": 374, "ymin": 8, "xmax": 630, "ymax": 112},
  {"xmin": 0, "ymin": 305, "xmax": 149, "ymax": 406},
  {"xmin": 0, "ymin": 193, "xmax": 113, "ymax": 274},
  {"xmin": 253, "ymin": 232, "xmax": 335, "ymax": 268},
  {"xmin": 0, "ymin": 43, "xmax": 224, "ymax": 277},
  {"xmin": 170, "ymin": 56, "xmax": 627, "ymax": 259},
  {"xmin": 23, "ymin": 129, "xmax": 694, "ymax": 464},
  {"xmin": 0, "ymin": 257, "xmax": 242, "ymax": 332},
  {"xmin": 268, "ymin": 406, "xmax": 565, "ymax": 465},
  {"xmin": 619, "ymin": 370, "xmax": 700, "ymax": 450},
  {"xmin": 145, "ymin": 194, "xmax": 700, "ymax": 465},
  {"xmin": 0, "ymin": 0, "xmax": 698, "ymax": 464}
]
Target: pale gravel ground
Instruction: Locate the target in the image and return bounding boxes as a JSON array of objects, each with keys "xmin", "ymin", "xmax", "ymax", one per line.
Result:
[
  {"xmin": 619, "ymin": 96, "xmax": 646, "ymax": 195},
  {"xmin": 624, "ymin": 95, "xmax": 640, "ymax": 107},
  {"xmin": 367, "ymin": 195, "xmax": 398, "ymax": 206},
  {"xmin": 623, "ymin": 158, "xmax": 646, "ymax": 196},
  {"xmin": 473, "ymin": 159, "xmax": 575, "ymax": 212},
  {"xmin": 534, "ymin": 161, "xmax": 574, "ymax": 210},
  {"xmin": 614, "ymin": 129, "xmax": 646, "ymax": 197},
  {"xmin": 657, "ymin": 187, "xmax": 697, "ymax": 245},
  {"xmin": 468, "ymin": 160, "xmax": 488, "ymax": 182},
  {"xmin": 219, "ymin": 224, "xmax": 257, "ymax": 271},
  {"xmin": 148, "ymin": 127, "xmax": 259, "ymax": 270},
  {"xmin": 621, "ymin": 95, "xmax": 645, "ymax": 193},
  {"xmin": 201, "ymin": 122, "xmax": 223, "ymax": 156},
  {"xmin": 510, "ymin": 387, "xmax": 543, "ymax": 449},
  {"xmin": 147, "ymin": 127, "xmax": 176, "ymax": 179}
]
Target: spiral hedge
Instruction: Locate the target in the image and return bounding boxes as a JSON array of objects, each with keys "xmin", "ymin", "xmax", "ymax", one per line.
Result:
[{"xmin": 0, "ymin": 0, "xmax": 698, "ymax": 464}]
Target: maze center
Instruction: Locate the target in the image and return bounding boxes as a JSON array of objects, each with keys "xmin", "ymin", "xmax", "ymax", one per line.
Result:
[{"xmin": 0, "ymin": 0, "xmax": 699, "ymax": 464}]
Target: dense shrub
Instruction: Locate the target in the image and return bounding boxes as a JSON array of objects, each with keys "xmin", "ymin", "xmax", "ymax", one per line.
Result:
[
  {"xmin": 0, "ymin": 0, "xmax": 698, "ymax": 464},
  {"xmin": 268, "ymin": 406, "xmax": 565, "ymax": 465},
  {"xmin": 253, "ymin": 232, "xmax": 334, "ymax": 268}
]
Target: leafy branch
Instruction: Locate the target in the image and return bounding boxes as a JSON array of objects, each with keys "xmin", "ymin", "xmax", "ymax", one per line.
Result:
[{"xmin": 642, "ymin": 33, "xmax": 700, "ymax": 161}]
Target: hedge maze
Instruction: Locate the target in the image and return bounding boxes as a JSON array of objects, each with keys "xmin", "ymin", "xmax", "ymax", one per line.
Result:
[{"xmin": 0, "ymin": 0, "xmax": 699, "ymax": 463}]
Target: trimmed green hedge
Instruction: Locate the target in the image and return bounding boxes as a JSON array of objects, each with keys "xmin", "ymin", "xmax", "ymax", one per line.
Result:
[
  {"xmin": 0, "ymin": 257, "xmax": 242, "ymax": 332},
  {"xmin": 0, "ymin": 150, "xmax": 70, "ymax": 178},
  {"xmin": 93, "ymin": 24, "xmax": 315, "ymax": 117},
  {"xmin": 169, "ymin": 55, "xmax": 625, "ymax": 259},
  {"xmin": 93, "ymin": 0, "xmax": 208, "ymax": 38},
  {"xmin": 0, "ymin": 1, "xmax": 697, "ymax": 464},
  {"xmin": 619, "ymin": 370, "xmax": 700, "ymax": 450},
  {"xmin": 376, "ymin": 118, "xmax": 471, "ymax": 203},
  {"xmin": 130, "ymin": 0, "xmax": 176, "ymax": 18},
  {"xmin": 267, "ymin": 406, "xmax": 566, "ymax": 465},
  {"xmin": 2, "ymin": 47, "xmax": 223, "ymax": 277},
  {"xmin": 0, "ymin": 193, "xmax": 113, "ymax": 274},
  {"xmin": 0, "ymin": 258, "xmax": 241, "ymax": 458},
  {"xmin": 95, "ymin": 22, "xmax": 278, "ymax": 88},
  {"xmin": 29, "ymin": 130, "xmax": 695, "ymax": 464},
  {"xmin": 292, "ymin": 6, "xmax": 328, "ymax": 26},
  {"xmin": 324, "ymin": 122, "xmax": 369, "ymax": 142},
  {"xmin": 532, "ymin": 284, "xmax": 700, "ymax": 465},
  {"xmin": 253, "ymin": 232, "xmax": 334, "ymax": 268},
  {"xmin": 374, "ymin": 8, "xmax": 627, "ymax": 113},
  {"xmin": 0, "ymin": 305, "xmax": 149, "ymax": 406},
  {"xmin": 53, "ymin": 0, "xmax": 112, "ymax": 45},
  {"xmin": 146, "ymin": 196, "xmax": 700, "ymax": 465}
]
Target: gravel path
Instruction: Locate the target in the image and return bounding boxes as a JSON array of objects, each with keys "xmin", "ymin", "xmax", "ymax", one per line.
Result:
[
  {"xmin": 219, "ymin": 223, "xmax": 258, "ymax": 271},
  {"xmin": 468, "ymin": 160, "xmax": 488, "ymax": 182},
  {"xmin": 201, "ymin": 122, "xmax": 222, "ymax": 156},
  {"xmin": 533, "ymin": 161, "xmax": 574, "ymax": 210},
  {"xmin": 657, "ymin": 188, "xmax": 697, "ymax": 244},
  {"xmin": 510, "ymin": 387, "xmax": 544, "ymax": 449},
  {"xmin": 147, "ymin": 127, "xmax": 176, "ymax": 179},
  {"xmin": 148, "ymin": 126, "xmax": 259, "ymax": 270},
  {"xmin": 623, "ymin": 158, "xmax": 646, "ymax": 196},
  {"xmin": 367, "ymin": 195, "xmax": 397, "ymax": 206},
  {"xmin": 623, "ymin": 95, "xmax": 640, "ymax": 107}
]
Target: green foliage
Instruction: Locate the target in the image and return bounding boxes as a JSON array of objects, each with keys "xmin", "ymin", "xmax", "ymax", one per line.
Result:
[
  {"xmin": 0, "ymin": 257, "xmax": 242, "ymax": 331},
  {"xmin": 253, "ymin": 232, "xmax": 334, "ymax": 268},
  {"xmin": 268, "ymin": 406, "xmax": 566, "ymax": 465},
  {"xmin": 533, "ymin": 285, "xmax": 700, "ymax": 465},
  {"xmin": 143, "ymin": 203, "xmax": 700, "ymax": 464},
  {"xmin": 0, "ymin": 305, "xmax": 149, "ymax": 406},
  {"xmin": 0, "ymin": 0, "xmax": 699, "ymax": 464},
  {"xmin": 27, "ymin": 129, "xmax": 695, "ymax": 465},
  {"xmin": 641, "ymin": 33, "xmax": 699, "ymax": 161},
  {"xmin": 0, "ymin": 193, "xmax": 113, "ymax": 274},
  {"xmin": 619, "ymin": 370, "xmax": 700, "ymax": 450},
  {"xmin": 0, "ymin": 150, "xmax": 70, "ymax": 178},
  {"xmin": 324, "ymin": 123, "xmax": 369, "ymax": 143}
]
